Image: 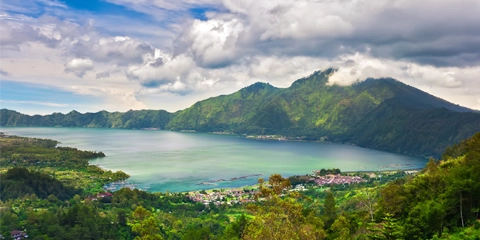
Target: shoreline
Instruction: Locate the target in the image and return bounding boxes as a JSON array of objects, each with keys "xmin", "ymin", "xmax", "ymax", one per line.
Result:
[
  {"xmin": 0, "ymin": 126, "xmax": 431, "ymax": 158},
  {"xmin": 97, "ymin": 167, "xmax": 423, "ymax": 194},
  {"xmin": 1, "ymin": 129, "xmax": 427, "ymax": 194}
]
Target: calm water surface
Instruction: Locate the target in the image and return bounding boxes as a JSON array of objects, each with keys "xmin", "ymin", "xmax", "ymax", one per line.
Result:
[{"xmin": 1, "ymin": 127, "xmax": 428, "ymax": 192}]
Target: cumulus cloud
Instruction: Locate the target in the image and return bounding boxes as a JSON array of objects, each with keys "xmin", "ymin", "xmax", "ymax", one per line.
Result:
[
  {"xmin": 1, "ymin": 0, "xmax": 480, "ymax": 111},
  {"xmin": 0, "ymin": 16, "xmax": 57, "ymax": 50},
  {"xmin": 64, "ymin": 58, "xmax": 94, "ymax": 77},
  {"xmin": 157, "ymin": 81, "xmax": 190, "ymax": 95},
  {"xmin": 327, "ymin": 53, "xmax": 467, "ymax": 89},
  {"xmin": 125, "ymin": 51, "xmax": 195, "ymax": 84},
  {"xmin": 71, "ymin": 36, "xmax": 155, "ymax": 66},
  {"xmin": 0, "ymin": 13, "xmax": 91, "ymax": 51},
  {"xmin": 184, "ymin": 18, "xmax": 243, "ymax": 68}
]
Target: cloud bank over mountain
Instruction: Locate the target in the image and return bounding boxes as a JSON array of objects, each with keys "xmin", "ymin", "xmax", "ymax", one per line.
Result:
[{"xmin": 1, "ymin": 0, "xmax": 479, "ymax": 113}]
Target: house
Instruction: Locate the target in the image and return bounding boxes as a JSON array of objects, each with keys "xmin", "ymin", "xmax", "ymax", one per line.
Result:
[
  {"xmin": 87, "ymin": 191, "xmax": 113, "ymax": 201},
  {"xmin": 290, "ymin": 184, "xmax": 307, "ymax": 191},
  {"xmin": 11, "ymin": 230, "xmax": 28, "ymax": 240}
]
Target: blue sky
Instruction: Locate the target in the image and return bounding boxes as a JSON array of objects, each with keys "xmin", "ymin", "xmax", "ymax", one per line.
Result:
[
  {"xmin": 0, "ymin": 80, "xmax": 99, "ymax": 114},
  {"xmin": 1, "ymin": 0, "xmax": 480, "ymax": 115}
]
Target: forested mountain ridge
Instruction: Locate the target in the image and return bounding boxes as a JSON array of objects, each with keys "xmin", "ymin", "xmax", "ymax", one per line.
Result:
[
  {"xmin": 0, "ymin": 108, "xmax": 173, "ymax": 129},
  {"xmin": 166, "ymin": 69, "xmax": 480, "ymax": 157},
  {"xmin": 2, "ymin": 69, "xmax": 480, "ymax": 157}
]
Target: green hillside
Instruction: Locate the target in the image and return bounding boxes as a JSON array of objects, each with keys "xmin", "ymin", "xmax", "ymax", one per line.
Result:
[
  {"xmin": 2, "ymin": 69, "xmax": 480, "ymax": 157},
  {"xmin": 0, "ymin": 109, "xmax": 173, "ymax": 129},
  {"xmin": 167, "ymin": 69, "xmax": 480, "ymax": 157}
]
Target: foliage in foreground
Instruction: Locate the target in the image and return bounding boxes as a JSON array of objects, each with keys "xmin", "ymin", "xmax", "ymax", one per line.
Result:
[{"xmin": 1, "ymin": 132, "xmax": 480, "ymax": 239}]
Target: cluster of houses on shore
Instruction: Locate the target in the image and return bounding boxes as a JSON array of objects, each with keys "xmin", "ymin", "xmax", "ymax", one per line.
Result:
[
  {"xmin": 95, "ymin": 170, "xmax": 416, "ymax": 206},
  {"xmin": 186, "ymin": 189, "xmax": 257, "ymax": 205},
  {"xmin": 310, "ymin": 174, "xmax": 366, "ymax": 186},
  {"xmin": 186, "ymin": 174, "xmax": 368, "ymax": 205}
]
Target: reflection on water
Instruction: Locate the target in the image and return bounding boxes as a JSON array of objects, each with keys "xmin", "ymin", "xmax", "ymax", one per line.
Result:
[{"xmin": 1, "ymin": 127, "xmax": 428, "ymax": 192}]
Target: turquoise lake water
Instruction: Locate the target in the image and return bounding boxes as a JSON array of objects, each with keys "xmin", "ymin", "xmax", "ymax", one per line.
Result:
[{"xmin": 1, "ymin": 127, "xmax": 428, "ymax": 192}]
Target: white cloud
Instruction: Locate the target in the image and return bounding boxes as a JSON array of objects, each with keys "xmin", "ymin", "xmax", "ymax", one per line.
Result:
[
  {"xmin": 106, "ymin": 0, "xmax": 221, "ymax": 20},
  {"xmin": 224, "ymin": 0, "xmax": 355, "ymax": 41},
  {"xmin": 71, "ymin": 36, "xmax": 155, "ymax": 66},
  {"xmin": 125, "ymin": 52, "xmax": 195, "ymax": 84},
  {"xmin": 187, "ymin": 18, "xmax": 243, "ymax": 68},
  {"xmin": 64, "ymin": 58, "xmax": 94, "ymax": 77},
  {"xmin": 37, "ymin": 0, "xmax": 68, "ymax": 9},
  {"xmin": 0, "ymin": 100, "xmax": 68, "ymax": 107},
  {"xmin": 1, "ymin": 0, "xmax": 480, "ymax": 113},
  {"xmin": 328, "ymin": 53, "xmax": 469, "ymax": 89}
]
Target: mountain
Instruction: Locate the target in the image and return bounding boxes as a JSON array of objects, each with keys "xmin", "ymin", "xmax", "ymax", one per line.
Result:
[
  {"xmin": 1, "ymin": 69, "xmax": 479, "ymax": 157},
  {"xmin": 167, "ymin": 69, "xmax": 480, "ymax": 157},
  {"xmin": 0, "ymin": 109, "xmax": 173, "ymax": 129}
]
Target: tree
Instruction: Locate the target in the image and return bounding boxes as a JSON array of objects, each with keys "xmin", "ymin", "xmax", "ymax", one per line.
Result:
[
  {"xmin": 366, "ymin": 213, "xmax": 403, "ymax": 240},
  {"xmin": 255, "ymin": 174, "xmax": 291, "ymax": 200},
  {"xmin": 244, "ymin": 174, "xmax": 326, "ymax": 240},
  {"xmin": 223, "ymin": 214, "xmax": 248, "ymax": 239},
  {"xmin": 379, "ymin": 180, "xmax": 406, "ymax": 217},
  {"xmin": 331, "ymin": 215, "xmax": 352, "ymax": 240},
  {"xmin": 324, "ymin": 190, "xmax": 337, "ymax": 228},
  {"xmin": 356, "ymin": 188, "xmax": 378, "ymax": 222},
  {"xmin": 130, "ymin": 206, "xmax": 163, "ymax": 240}
]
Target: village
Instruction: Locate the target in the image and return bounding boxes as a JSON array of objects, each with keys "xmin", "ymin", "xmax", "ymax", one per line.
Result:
[
  {"xmin": 97, "ymin": 169, "xmax": 418, "ymax": 206},
  {"xmin": 185, "ymin": 171, "xmax": 371, "ymax": 205},
  {"xmin": 186, "ymin": 188, "xmax": 258, "ymax": 206},
  {"xmin": 309, "ymin": 174, "xmax": 366, "ymax": 186}
]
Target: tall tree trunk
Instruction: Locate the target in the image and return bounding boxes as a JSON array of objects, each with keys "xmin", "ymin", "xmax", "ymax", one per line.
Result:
[
  {"xmin": 460, "ymin": 192, "xmax": 464, "ymax": 228},
  {"xmin": 369, "ymin": 201, "xmax": 374, "ymax": 222}
]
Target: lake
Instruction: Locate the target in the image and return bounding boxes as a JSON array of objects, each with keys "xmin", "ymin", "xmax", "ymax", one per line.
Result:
[{"xmin": 0, "ymin": 127, "xmax": 428, "ymax": 192}]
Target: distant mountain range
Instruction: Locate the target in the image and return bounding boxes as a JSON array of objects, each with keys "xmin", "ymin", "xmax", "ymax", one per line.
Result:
[{"xmin": 2, "ymin": 69, "xmax": 479, "ymax": 158}]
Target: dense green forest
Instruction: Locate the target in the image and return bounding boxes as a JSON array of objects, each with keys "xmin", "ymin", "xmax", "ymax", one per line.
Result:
[
  {"xmin": 0, "ymin": 135, "xmax": 129, "ymax": 195},
  {"xmin": 2, "ymin": 69, "xmax": 480, "ymax": 156},
  {"xmin": 1, "ymin": 132, "xmax": 480, "ymax": 239},
  {"xmin": 0, "ymin": 109, "xmax": 173, "ymax": 129}
]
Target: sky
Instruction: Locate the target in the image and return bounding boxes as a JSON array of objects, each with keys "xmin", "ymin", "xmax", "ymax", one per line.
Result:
[{"xmin": 1, "ymin": 0, "xmax": 480, "ymax": 115}]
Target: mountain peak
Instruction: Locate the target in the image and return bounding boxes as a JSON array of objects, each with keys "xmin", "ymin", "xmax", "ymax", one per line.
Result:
[
  {"xmin": 290, "ymin": 68, "xmax": 336, "ymax": 88},
  {"xmin": 67, "ymin": 110, "xmax": 80, "ymax": 115},
  {"xmin": 240, "ymin": 82, "xmax": 277, "ymax": 93}
]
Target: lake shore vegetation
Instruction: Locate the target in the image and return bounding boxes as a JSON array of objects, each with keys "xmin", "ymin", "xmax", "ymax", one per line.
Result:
[{"xmin": 1, "ymin": 132, "xmax": 480, "ymax": 239}]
